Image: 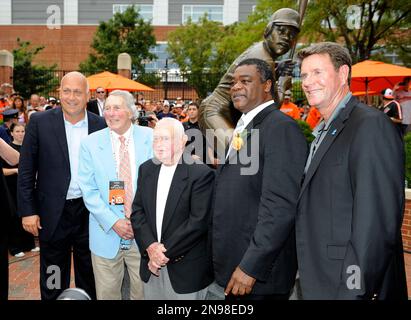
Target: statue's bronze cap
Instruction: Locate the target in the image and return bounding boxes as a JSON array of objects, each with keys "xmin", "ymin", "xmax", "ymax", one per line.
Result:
[{"xmin": 269, "ymin": 8, "xmax": 300, "ymax": 30}]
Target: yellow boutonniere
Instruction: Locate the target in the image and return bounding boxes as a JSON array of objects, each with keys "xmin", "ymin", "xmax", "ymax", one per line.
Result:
[{"xmin": 232, "ymin": 130, "xmax": 247, "ymax": 151}]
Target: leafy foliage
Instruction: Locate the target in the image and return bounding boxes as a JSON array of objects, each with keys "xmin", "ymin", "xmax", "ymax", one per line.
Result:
[
  {"xmin": 296, "ymin": 119, "xmax": 315, "ymax": 144},
  {"xmin": 12, "ymin": 38, "xmax": 59, "ymax": 99},
  {"xmin": 302, "ymin": 0, "xmax": 411, "ymax": 63},
  {"xmin": 404, "ymin": 132, "xmax": 411, "ymax": 184},
  {"xmin": 167, "ymin": 15, "xmax": 228, "ymax": 98},
  {"xmin": 79, "ymin": 6, "xmax": 156, "ymax": 75}
]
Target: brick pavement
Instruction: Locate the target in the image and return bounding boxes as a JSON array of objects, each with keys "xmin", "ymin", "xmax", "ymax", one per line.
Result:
[
  {"xmin": 405, "ymin": 252, "xmax": 411, "ymax": 297},
  {"xmin": 7, "ymin": 250, "xmax": 411, "ymax": 300},
  {"xmin": 8, "ymin": 249, "xmax": 75, "ymax": 300}
]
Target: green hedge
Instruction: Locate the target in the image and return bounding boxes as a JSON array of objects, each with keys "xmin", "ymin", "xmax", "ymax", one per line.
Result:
[{"xmin": 296, "ymin": 120, "xmax": 315, "ymax": 144}]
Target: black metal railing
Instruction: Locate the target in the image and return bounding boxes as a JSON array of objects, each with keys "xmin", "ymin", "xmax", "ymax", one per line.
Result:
[{"xmin": 15, "ymin": 70, "xmax": 305, "ymax": 104}]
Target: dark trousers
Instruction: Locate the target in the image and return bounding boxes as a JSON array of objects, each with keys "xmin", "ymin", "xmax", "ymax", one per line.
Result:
[
  {"xmin": 8, "ymin": 214, "xmax": 35, "ymax": 255},
  {"xmin": 39, "ymin": 198, "xmax": 96, "ymax": 300},
  {"xmin": 0, "ymin": 237, "xmax": 8, "ymax": 300}
]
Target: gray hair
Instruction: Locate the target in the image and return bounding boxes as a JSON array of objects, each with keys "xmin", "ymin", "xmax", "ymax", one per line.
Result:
[
  {"xmin": 61, "ymin": 71, "xmax": 90, "ymax": 93},
  {"xmin": 108, "ymin": 90, "xmax": 138, "ymax": 120},
  {"xmin": 155, "ymin": 117, "xmax": 185, "ymax": 140},
  {"xmin": 297, "ymin": 42, "xmax": 352, "ymax": 84}
]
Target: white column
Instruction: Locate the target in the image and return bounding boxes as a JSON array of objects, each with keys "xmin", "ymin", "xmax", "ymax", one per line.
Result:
[
  {"xmin": 64, "ymin": 0, "xmax": 78, "ymax": 25},
  {"xmin": 153, "ymin": 0, "xmax": 168, "ymax": 26},
  {"xmin": 0, "ymin": 0, "xmax": 12, "ymax": 25},
  {"xmin": 223, "ymin": 0, "xmax": 239, "ymax": 25}
]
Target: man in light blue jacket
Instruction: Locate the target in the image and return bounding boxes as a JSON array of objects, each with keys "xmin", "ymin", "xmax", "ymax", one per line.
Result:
[{"xmin": 78, "ymin": 90, "xmax": 153, "ymax": 299}]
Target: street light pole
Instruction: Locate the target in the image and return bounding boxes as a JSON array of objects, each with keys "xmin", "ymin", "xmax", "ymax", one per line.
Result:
[{"xmin": 164, "ymin": 59, "xmax": 168, "ymax": 100}]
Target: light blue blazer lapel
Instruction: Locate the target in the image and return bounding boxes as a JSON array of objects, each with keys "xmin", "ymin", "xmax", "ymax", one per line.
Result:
[{"xmin": 98, "ymin": 129, "xmax": 118, "ymax": 199}]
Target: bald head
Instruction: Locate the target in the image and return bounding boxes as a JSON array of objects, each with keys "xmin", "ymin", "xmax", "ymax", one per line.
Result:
[
  {"xmin": 30, "ymin": 94, "xmax": 40, "ymax": 107},
  {"xmin": 61, "ymin": 71, "xmax": 89, "ymax": 92},
  {"xmin": 153, "ymin": 118, "xmax": 188, "ymax": 165},
  {"xmin": 59, "ymin": 71, "xmax": 89, "ymax": 124}
]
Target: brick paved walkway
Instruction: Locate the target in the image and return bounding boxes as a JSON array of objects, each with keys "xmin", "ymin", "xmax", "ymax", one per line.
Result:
[
  {"xmin": 7, "ymin": 249, "xmax": 411, "ymax": 300},
  {"xmin": 8, "ymin": 249, "xmax": 75, "ymax": 300},
  {"xmin": 405, "ymin": 252, "xmax": 411, "ymax": 297}
]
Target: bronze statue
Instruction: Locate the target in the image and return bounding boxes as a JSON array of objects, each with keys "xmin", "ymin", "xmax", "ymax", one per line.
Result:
[{"xmin": 199, "ymin": 8, "xmax": 301, "ymax": 154}]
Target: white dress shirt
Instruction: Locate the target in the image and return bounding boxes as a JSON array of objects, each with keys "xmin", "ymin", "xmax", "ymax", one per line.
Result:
[
  {"xmin": 97, "ymin": 98, "xmax": 105, "ymax": 116},
  {"xmin": 155, "ymin": 163, "xmax": 178, "ymax": 242},
  {"xmin": 226, "ymin": 99, "xmax": 274, "ymax": 158},
  {"xmin": 65, "ymin": 112, "xmax": 89, "ymax": 199}
]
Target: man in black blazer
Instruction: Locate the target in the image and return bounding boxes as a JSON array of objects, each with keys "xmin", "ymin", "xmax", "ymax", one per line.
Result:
[
  {"xmin": 296, "ymin": 42, "xmax": 408, "ymax": 300},
  {"xmin": 131, "ymin": 118, "xmax": 214, "ymax": 299},
  {"xmin": 212, "ymin": 58, "xmax": 308, "ymax": 300},
  {"xmin": 18, "ymin": 72, "xmax": 106, "ymax": 300},
  {"xmin": 86, "ymin": 87, "xmax": 106, "ymax": 116}
]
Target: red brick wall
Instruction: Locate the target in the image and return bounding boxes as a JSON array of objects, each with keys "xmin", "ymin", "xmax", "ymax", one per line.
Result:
[
  {"xmin": 403, "ymin": 196, "xmax": 411, "ymax": 251},
  {"xmin": 0, "ymin": 25, "xmax": 178, "ymax": 70}
]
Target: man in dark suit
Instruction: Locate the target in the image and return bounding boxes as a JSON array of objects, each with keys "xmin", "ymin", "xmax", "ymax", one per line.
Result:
[
  {"xmin": 131, "ymin": 118, "xmax": 214, "ymax": 299},
  {"xmin": 212, "ymin": 58, "xmax": 308, "ymax": 300},
  {"xmin": 18, "ymin": 71, "xmax": 106, "ymax": 300},
  {"xmin": 296, "ymin": 42, "xmax": 408, "ymax": 300},
  {"xmin": 87, "ymin": 87, "xmax": 106, "ymax": 116}
]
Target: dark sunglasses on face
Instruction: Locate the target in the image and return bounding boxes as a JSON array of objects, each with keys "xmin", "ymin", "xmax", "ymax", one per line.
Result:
[{"xmin": 97, "ymin": 91, "xmax": 105, "ymax": 94}]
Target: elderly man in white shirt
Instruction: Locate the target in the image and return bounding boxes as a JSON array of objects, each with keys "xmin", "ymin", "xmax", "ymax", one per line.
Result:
[{"xmin": 131, "ymin": 118, "xmax": 214, "ymax": 300}]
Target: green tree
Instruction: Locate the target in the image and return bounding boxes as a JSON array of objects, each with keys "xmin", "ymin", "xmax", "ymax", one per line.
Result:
[
  {"xmin": 302, "ymin": 0, "xmax": 411, "ymax": 63},
  {"xmin": 79, "ymin": 6, "xmax": 156, "ymax": 75},
  {"xmin": 12, "ymin": 38, "xmax": 58, "ymax": 99},
  {"xmin": 404, "ymin": 132, "xmax": 411, "ymax": 184},
  {"xmin": 167, "ymin": 15, "xmax": 228, "ymax": 98}
]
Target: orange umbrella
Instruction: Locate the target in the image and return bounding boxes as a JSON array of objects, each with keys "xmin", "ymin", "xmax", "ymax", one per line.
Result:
[
  {"xmin": 87, "ymin": 71, "xmax": 154, "ymax": 92},
  {"xmin": 352, "ymin": 90, "xmax": 377, "ymax": 96},
  {"xmin": 350, "ymin": 60, "xmax": 411, "ymax": 96}
]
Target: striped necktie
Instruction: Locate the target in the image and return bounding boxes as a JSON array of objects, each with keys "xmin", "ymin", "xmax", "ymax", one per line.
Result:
[{"xmin": 119, "ymin": 135, "xmax": 133, "ymax": 218}]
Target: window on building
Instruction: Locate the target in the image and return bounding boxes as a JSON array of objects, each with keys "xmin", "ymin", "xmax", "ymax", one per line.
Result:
[
  {"xmin": 113, "ymin": 4, "xmax": 153, "ymax": 21},
  {"xmin": 182, "ymin": 5, "xmax": 223, "ymax": 23},
  {"xmin": 144, "ymin": 43, "xmax": 179, "ymax": 73}
]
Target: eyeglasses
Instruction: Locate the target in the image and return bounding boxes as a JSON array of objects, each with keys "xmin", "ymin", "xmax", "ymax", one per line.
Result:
[{"xmin": 96, "ymin": 91, "xmax": 105, "ymax": 94}]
